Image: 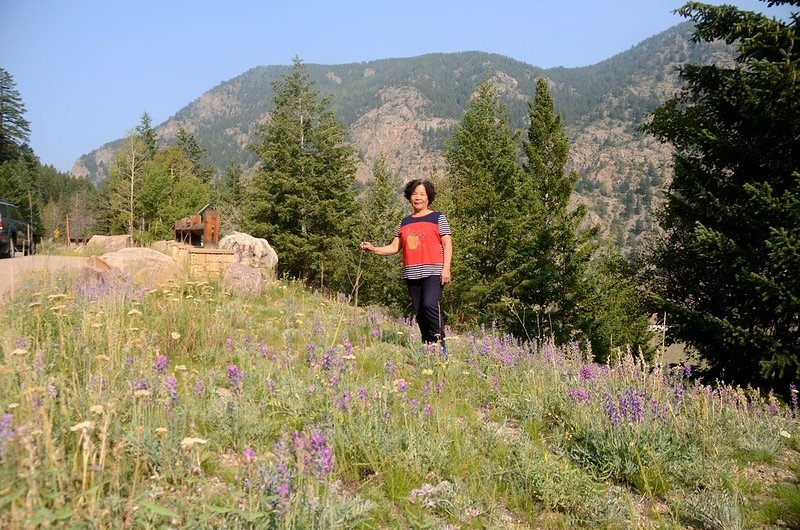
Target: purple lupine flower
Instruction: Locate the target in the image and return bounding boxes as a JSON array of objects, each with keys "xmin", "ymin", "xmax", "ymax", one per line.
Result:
[
  {"xmin": 421, "ymin": 381, "xmax": 431, "ymax": 397},
  {"xmin": 337, "ymin": 390, "xmax": 352, "ymax": 411},
  {"xmin": 306, "ymin": 343, "xmax": 317, "ymax": 367},
  {"xmin": 266, "ymin": 378, "xmax": 275, "ymax": 392},
  {"xmin": 46, "ymin": 384, "xmax": 58, "ymax": 398},
  {"xmin": 383, "ymin": 410, "xmax": 391, "ymax": 422},
  {"xmin": 569, "ymin": 387, "xmax": 589, "ymax": 402},
  {"xmin": 294, "ymin": 431, "xmax": 334, "ymax": 479},
  {"xmin": 227, "ymin": 364, "xmax": 244, "ymax": 393},
  {"xmin": 312, "ymin": 320, "xmax": 325, "ymax": 336},
  {"xmin": 620, "ymin": 388, "xmax": 644, "ymax": 423},
  {"xmin": 370, "ymin": 327, "xmax": 381, "ymax": 339},
  {"xmin": 258, "ymin": 342, "xmax": 270, "ymax": 358},
  {"xmin": 125, "ymin": 356, "xmax": 135, "ymax": 367},
  {"xmin": 674, "ymin": 383, "xmax": 684, "ymax": 404},
  {"xmin": 579, "ymin": 365, "xmax": 595, "ymax": 382},
  {"xmin": 134, "ymin": 379, "xmax": 149, "ymax": 391},
  {"xmin": 242, "ymin": 446, "xmax": 256, "ymax": 464},
  {"xmin": 423, "ymin": 404, "xmax": 433, "ymax": 416},
  {"xmin": 164, "ymin": 376, "xmax": 178, "ymax": 403},
  {"xmin": 0, "ymin": 413, "xmax": 13, "ymax": 458},
  {"xmin": 193, "ymin": 379, "xmax": 206, "ymax": 396},
  {"xmin": 153, "ymin": 355, "xmax": 168, "ymax": 373},
  {"xmin": 226, "ymin": 338, "xmax": 234, "ymax": 350},
  {"xmin": 357, "ymin": 387, "xmax": 368, "ymax": 404},
  {"xmin": 308, "ymin": 431, "xmax": 334, "ymax": 478},
  {"xmin": 384, "ymin": 360, "xmax": 397, "ymax": 378},
  {"xmin": 321, "ymin": 347, "xmax": 337, "ymax": 371},
  {"xmin": 682, "ymin": 363, "xmax": 693, "ymax": 379},
  {"xmin": 604, "ymin": 393, "xmax": 620, "ymax": 425},
  {"xmin": 396, "ymin": 379, "xmax": 408, "ymax": 393}
]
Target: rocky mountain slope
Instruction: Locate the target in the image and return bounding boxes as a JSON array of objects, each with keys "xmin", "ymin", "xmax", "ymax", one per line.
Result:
[{"xmin": 72, "ymin": 21, "xmax": 733, "ymax": 251}]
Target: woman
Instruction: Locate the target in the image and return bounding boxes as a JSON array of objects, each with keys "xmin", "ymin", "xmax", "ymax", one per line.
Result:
[{"xmin": 360, "ymin": 179, "xmax": 452, "ymax": 356}]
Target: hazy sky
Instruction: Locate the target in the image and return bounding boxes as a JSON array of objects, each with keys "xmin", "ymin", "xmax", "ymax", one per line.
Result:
[{"xmin": 0, "ymin": 0, "xmax": 794, "ymax": 172}]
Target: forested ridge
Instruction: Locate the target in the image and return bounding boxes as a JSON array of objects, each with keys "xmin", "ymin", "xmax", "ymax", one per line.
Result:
[{"xmin": 72, "ymin": 21, "xmax": 730, "ymax": 251}]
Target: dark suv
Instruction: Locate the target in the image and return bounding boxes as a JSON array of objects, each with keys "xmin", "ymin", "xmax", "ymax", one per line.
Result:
[{"xmin": 0, "ymin": 200, "xmax": 36, "ymax": 258}]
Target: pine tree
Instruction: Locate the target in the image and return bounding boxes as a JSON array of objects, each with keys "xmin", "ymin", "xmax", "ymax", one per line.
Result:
[
  {"xmin": 357, "ymin": 153, "xmax": 406, "ymax": 309},
  {"xmin": 245, "ymin": 57, "xmax": 358, "ymax": 290},
  {"xmin": 506, "ymin": 78, "xmax": 600, "ymax": 345},
  {"xmin": 643, "ymin": 1, "xmax": 800, "ymax": 388},
  {"xmin": 217, "ymin": 159, "xmax": 245, "ymax": 233},
  {"xmin": 176, "ymin": 124, "xmax": 214, "ymax": 182},
  {"xmin": 445, "ymin": 80, "xmax": 523, "ymax": 321},
  {"xmin": 0, "ymin": 68, "xmax": 31, "ymax": 164},
  {"xmin": 135, "ymin": 112, "xmax": 158, "ymax": 160}
]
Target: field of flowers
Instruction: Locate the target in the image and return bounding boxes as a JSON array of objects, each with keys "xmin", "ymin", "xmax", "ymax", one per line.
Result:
[{"xmin": 1, "ymin": 271, "xmax": 798, "ymax": 528}]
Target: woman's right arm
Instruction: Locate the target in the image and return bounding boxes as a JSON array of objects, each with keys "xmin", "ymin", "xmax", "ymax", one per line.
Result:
[{"xmin": 360, "ymin": 237, "xmax": 400, "ymax": 256}]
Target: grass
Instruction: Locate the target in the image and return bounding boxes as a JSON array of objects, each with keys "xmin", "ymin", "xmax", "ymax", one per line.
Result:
[{"xmin": 0, "ymin": 270, "xmax": 798, "ymax": 528}]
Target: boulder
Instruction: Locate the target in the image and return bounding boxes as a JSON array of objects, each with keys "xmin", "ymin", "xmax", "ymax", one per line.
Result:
[
  {"xmin": 82, "ymin": 247, "xmax": 181, "ymax": 290},
  {"xmin": 219, "ymin": 232, "xmax": 279, "ymax": 271},
  {"xmin": 223, "ymin": 262, "xmax": 265, "ymax": 297},
  {"xmin": 87, "ymin": 234, "xmax": 132, "ymax": 253}
]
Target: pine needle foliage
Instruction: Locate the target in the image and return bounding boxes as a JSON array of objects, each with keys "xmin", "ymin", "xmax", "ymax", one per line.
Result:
[
  {"xmin": 245, "ymin": 57, "xmax": 359, "ymax": 291},
  {"xmin": 643, "ymin": 1, "xmax": 800, "ymax": 389},
  {"xmin": 445, "ymin": 80, "xmax": 522, "ymax": 321}
]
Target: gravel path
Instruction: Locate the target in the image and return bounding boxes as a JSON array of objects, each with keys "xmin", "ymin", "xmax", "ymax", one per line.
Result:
[{"xmin": 0, "ymin": 255, "xmax": 87, "ymax": 304}]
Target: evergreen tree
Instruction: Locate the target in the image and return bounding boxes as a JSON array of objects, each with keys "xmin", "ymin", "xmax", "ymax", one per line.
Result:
[
  {"xmin": 135, "ymin": 112, "xmax": 158, "ymax": 160},
  {"xmin": 176, "ymin": 124, "xmax": 214, "ymax": 182},
  {"xmin": 245, "ymin": 57, "xmax": 359, "ymax": 290},
  {"xmin": 445, "ymin": 80, "xmax": 523, "ymax": 321},
  {"xmin": 356, "ymin": 153, "xmax": 406, "ymax": 309},
  {"xmin": 643, "ymin": 1, "xmax": 800, "ymax": 388},
  {"xmin": 506, "ymin": 78, "xmax": 600, "ymax": 346},
  {"xmin": 217, "ymin": 159, "xmax": 246, "ymax": 233},
  {"xmin": 0, "ymin": 68, "xmax": 31, "ymax": 163}
]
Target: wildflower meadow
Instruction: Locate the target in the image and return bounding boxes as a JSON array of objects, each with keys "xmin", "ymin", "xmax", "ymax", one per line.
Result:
[{"xmin": 1, "ymin": 270, "xmax": 798, "ymax": 528}]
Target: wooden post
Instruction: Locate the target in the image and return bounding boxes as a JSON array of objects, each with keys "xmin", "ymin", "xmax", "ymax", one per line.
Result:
[
  {"xmin": 203, "ymin": 210, "xmax": 221, "ymax": 249},
  {"xmin": 65, "ymin": 214, "xmax": 71, "ymax": 247}
]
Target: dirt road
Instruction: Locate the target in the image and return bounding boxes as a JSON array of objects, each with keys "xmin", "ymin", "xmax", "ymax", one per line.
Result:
[{"xmin": 0, "ymin": 254, "xmax": 87, "ymax": 304}]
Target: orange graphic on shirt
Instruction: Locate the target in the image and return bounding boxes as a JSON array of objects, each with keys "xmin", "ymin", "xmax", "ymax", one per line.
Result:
[{"xmin": 406, "ymin": 234, "xmax": 421, "ymax": 249}]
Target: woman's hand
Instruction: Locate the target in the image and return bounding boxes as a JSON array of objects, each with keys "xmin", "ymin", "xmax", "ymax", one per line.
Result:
[
  {"xmin": 359, "ymin": 241, "xmax": 374, "ymax": 253},
  {"xmin": 441, "ymin": 267, "xmax": 451, "ymax": 285}
]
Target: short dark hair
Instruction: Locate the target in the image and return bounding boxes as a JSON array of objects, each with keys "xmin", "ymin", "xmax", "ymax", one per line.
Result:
[{"xmin": 403, "ymin": 179, "xmax": 436, "ymax": 205}]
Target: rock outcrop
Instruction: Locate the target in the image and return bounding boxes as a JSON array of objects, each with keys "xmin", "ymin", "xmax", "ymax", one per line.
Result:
[
  {"xmin": 218, "ymin": 232, "xmax": 279, "ymax": 296},
  {"xmin": 87, "ymin": 234, "xmax": 133, "ymax": 253}
]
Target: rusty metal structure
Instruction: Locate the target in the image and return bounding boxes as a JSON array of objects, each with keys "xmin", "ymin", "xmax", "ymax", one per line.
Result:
[{"xmin": 174, "ymin": 204, "xmax": 221, "ymax": 249}]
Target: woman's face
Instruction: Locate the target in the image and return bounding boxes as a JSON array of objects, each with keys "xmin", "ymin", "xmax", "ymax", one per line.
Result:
[{"xmin": 409, "ymin": 184, "xmax": 429, "ymax": 213}]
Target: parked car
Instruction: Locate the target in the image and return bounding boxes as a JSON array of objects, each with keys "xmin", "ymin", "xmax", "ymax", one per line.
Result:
[{"xmin": 0, "ymin": 199, "xmax": 36, "ymax": 258}]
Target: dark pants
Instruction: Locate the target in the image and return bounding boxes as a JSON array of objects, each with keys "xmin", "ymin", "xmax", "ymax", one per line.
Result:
[{"xmin": 407, "ymin": 275, "xmax": 444, "ymax": 345}]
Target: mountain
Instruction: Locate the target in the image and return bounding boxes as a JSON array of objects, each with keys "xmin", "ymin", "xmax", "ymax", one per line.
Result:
[{"xmin": 71, "ymin": 21, "xmax": 734, "ymax": 251}]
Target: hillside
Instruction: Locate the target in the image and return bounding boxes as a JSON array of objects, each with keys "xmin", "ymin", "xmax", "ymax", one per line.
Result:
[
  {"xmin": 71, "ymin": 21, "xmax": 734, "ymax": 250},
  {"xmin": 1, "ymin": 270, "xmax": 798, "ymax": 527}
]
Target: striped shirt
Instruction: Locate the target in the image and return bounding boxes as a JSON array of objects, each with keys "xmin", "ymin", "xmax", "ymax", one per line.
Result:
[{"xmin": 394, "ymin": 211, "xmax": 452, "ymax": 280}]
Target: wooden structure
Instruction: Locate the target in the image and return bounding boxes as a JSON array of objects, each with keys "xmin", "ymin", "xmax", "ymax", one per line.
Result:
[{"xmin": 174, "ymin": 204, "xmax": 221, "ymax": 249}]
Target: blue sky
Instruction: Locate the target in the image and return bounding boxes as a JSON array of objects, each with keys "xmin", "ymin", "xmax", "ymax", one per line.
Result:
[{"xmin": 0, "ymin": 0, "xmax": 794, "ymax": 172}]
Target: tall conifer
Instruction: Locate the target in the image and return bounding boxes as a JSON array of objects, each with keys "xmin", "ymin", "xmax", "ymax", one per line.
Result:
[
  {"xmin": 643, "ymin": 1, "xmax": 800, "ymax": 388},
  {"xmin": 445, "ymin": 80, "xmax": 522, "ymax": 320},
  {"xmin": 507, "ymin": 78, "xmax": 599, "ymax": 344},
  {"xmin": 246, "ymin": 57, "xmax": 358, "ymax": 289}
]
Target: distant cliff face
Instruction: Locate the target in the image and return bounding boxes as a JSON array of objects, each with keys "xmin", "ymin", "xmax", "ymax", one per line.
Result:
[{"xmin": 71, "ymin": 22, "xmax": 733, "ymax": 251}]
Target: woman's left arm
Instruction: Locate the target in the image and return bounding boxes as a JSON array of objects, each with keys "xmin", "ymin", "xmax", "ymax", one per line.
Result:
[{"xmin": 441, "ymin": 234, "xmax": 452, "ymax": 285}]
